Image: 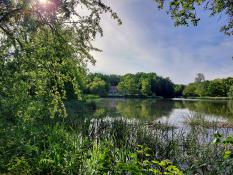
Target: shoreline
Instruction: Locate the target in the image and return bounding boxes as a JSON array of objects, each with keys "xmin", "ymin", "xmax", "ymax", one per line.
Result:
[
  {"xmin": 85, "ymin": 94, "xmax": 232, "ymax": 101},
  {"xmin": 180, "ymin": 96, "xmax": 232, "ymax": 101},
  {"xmin": 103, "ymin": 95, "xmax": 163, "ymax": 99}
]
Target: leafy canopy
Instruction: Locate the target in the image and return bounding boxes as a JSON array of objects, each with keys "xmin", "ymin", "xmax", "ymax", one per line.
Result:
[
  {"xmin": 1, "ymin": 0, "xmax": 232, "ymax": 118},
  {"xmin": 155, "ymin": 0, "xmax": 233, "ymax": 35},
  {"xmin": 0, "ymin": 0, "xmax": 121, "ymax": 118}
]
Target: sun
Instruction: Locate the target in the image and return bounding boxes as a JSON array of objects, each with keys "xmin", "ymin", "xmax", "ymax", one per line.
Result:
[
  {"xmin": 38, "ymin": 0, "xmax": 49, "ymax": 4},
  {"xmin": 36, "ymin": 0, "xmax": 55, "ymax": 13}
]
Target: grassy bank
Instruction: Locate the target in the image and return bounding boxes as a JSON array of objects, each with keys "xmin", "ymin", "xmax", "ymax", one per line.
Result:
[
  {"xmin": 1, "ymin": 101, "xmax": 233, "ymax": 174},
  {"xmin": 1, "ymin": 112, "xmax": 233, "ymax": 174}
]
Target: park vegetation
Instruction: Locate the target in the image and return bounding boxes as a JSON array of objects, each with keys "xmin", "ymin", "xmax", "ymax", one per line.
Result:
[
  {"xmin": 0, "ymin": 0, "xmax": 233, "ymax": 174},
  {"xmin": 85, "ymin": 73, "xmax": 176, "ymax": 98},
  {"xmin": 84, "ymin": 73, "xmax": 233, "ymax": 99},
  {"xmin": 183, "ymin": 77, "xmax": 233, "ymax": 98}
]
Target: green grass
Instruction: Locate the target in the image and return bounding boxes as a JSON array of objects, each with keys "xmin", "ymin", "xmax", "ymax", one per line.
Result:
[
  {"xmin": 1, "ymin": 106, "xmax": 233, "ymax": 174},
  {"xmin": 0, "ymin": 118, "xmax": 183, "ymax": 174}
]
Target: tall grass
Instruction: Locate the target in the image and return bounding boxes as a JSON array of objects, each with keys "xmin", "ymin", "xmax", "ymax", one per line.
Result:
[
  {"xmin": 184, "ymin": 112, "xmax": 233, "ymax": 128},
  {"xmin": 1, "ymin": 107, "xmax": 233, "ymax": 174}
]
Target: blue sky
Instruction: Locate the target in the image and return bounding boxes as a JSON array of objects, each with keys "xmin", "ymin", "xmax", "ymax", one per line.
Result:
[{"xmin": 89, "ymin": 0, "xmax": 233, "ymax": 84}]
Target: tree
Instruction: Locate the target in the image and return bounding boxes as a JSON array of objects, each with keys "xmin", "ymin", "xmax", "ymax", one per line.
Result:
[
  {"xmin": 105, "ymin": 74, "xmax": 122, "ymax": 86},
  {"xmin": 208, "ymin": 79, "xmax": 227, "ymax": 97},
  {"xmin": 195, "ymin": 81, "xmax": 209, "ymax": 97},
  {"xmin": 183, "ymin": 83, "xmax": 198, "ymax": 97},
  {"xmin": 141, "ymin": 78, "xmax": 152, "ymax": 96},
  {"xmin": 223, "ymin": 77, "xmax": 233, "ymax": 92},
  {"xmin": 174, "ymin": 84, "xmax": 185, "ymax": 97},
  {"xmin": 88, "ymin": 77, "xmax": 108, "ymax": 97},
  {"xmin": 161, "ymin": 78, "xmax": 175, "ymax": 97},
  {"xmin": 87, "ymin": 73, "xmax": 121, "ymax": 87},
  {"xmin": 0, "ymin": 0, "xmax": 121, "ymax": 118},
  {"xmin": 184, "ymin": 77, "xmax": 233, "ymax": 97},
  {"xmin": 116, "ymin": 73, "xmax": 175, "ymax": 98},
  {"xmin": 228, "ymin": 86, "xmax": 233, "ymax": 98},
  {"xmin": 195, "ymin": 73, "xmax": 205, "ymax": 83},
  {"xmin": 0, "ymin": 26, "xmax": 88, "ymax": 118},
  {"xmin": 117, "ymin": 74, "xmax": 138, "ymax": 95},
  {"xmin": 1, "ymin": 0, "xmax": 231, "ymax": 119},
  {"xmin": 155, "ymin": 0, "xmax": 233, "ymax": 35}
]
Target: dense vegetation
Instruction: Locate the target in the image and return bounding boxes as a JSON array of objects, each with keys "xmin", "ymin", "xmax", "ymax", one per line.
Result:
[
  {"xmin": 0, "ymin": 0, "xmax": 120, "ymax": 119},
  {"xmin": 117, "ymin": 73, "xmax": 175, "ymax": 98},
  {"xmin": 0, "ymin": 1, "xmax": 183, "ymax": 174},
  {"xmin": 1, "ymin": 107, "xmax": 233, "ymax": 174},
  {"xmin": 85, "ymin": 73, "xmax": 176, "ymax": 98},
  {"xmin": 85, "ymin": 73, "xmax": 121, "ymax": 97},
  {"xmin": 0, "ymin": 103, "xmax": 185, "ymax": 174},
  {"xmin": 0, "ymin": 0, "xmax": 233, "ymax": 174},
  {"xmin": 85, "ymin": 73, "xmax": 233, "ymax": 99},
  {"xmin": 183, "ymin": 77, "xmax": 233, "ymax": 98}
]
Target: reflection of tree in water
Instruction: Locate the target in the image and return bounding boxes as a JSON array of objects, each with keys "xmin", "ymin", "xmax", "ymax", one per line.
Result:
[
  {"xmin": 97, "ymin": 99, "xmax": 174, "ymax": 120},
  {"xmin": 96, "ymin": 99, "xmax": 233, "ymax": 121},
  {"xmin": 228, "ymin": 101, "xmax": 233, "ymax": 116},
  {"xmin": 177, "ymin": 100, "xmax": 233, "ymax": 119},
  {"xmin": 174, "ymin": 101, "xmax": 186, "ymax": 109}
]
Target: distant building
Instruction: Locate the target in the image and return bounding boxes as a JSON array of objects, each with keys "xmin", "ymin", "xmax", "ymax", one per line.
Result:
[{"xmin": 109, "ymin": 86, "xmax": 118, "ymax": 95}]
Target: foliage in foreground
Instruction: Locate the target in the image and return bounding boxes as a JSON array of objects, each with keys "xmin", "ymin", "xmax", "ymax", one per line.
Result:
[
  {"xmin": 0, "ymin": 0, "xmax": 122, "ymax": 120},
  {"xmin": 0, "ymin": 117, "xmax": 183, "ymax": 175},
  {"xmin": 1, "ymin": 113, "xmax": 233, "ymax": 174},
  {"xmin": 213, "ymin": 132, "xmax": 233, "ymax": 159},
  {"xmin": 155, "ymin": 0, "xmax": 233, "ymax": 36}
]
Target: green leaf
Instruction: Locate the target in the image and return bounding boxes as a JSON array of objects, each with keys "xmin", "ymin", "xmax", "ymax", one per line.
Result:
[
  {"xmin": 224, "ymin": 150, "xmax": 233, "ymax": 159},
  {"xmin": 223, "ymin": 135, "xmax": 233, "ymax": 144}
]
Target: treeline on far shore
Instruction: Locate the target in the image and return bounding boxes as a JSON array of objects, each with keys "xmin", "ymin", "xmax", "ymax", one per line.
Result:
[
  {"xmin": 83, "ymin": 73, "xmax": 233, "ymax": 99},
  {"xmin": 183, "ymin": 77, "xmax": 233, "ymax": 98}
]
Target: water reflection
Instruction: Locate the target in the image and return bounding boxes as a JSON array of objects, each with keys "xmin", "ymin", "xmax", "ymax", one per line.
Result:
[
  {"xmin": 176, "ymin": 99, "xmax": 233, "ymax": 119},
  {"xmin": 95, "ymin": 98, "xmax": 233, "ymax": 125}
]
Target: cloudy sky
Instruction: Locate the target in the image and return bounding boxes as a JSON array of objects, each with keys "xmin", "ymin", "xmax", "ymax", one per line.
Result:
[{"xmin": 88, "ymin": 0, "xmax": 233, "ymax": 84}]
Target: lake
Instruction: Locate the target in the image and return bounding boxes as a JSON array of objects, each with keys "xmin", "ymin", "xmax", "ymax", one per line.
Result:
[
  {"xmin": 93, "ymin": 98, "xmax": 233, "ymax": 128},
  {"xmin": 2, "ymin": 98, "xmax": 233, "ymax": 174}
]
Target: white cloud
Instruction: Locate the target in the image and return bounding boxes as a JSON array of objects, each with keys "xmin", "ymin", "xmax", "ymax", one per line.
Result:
[{"xmin": 88, "ymin": 0, "xmax": 233, "ymax": 84}]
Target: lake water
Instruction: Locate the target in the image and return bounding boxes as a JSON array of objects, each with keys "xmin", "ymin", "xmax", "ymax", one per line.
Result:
[{"xmin": 94, "ymin": 98, "xmax": 233, "ymax": 128}]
